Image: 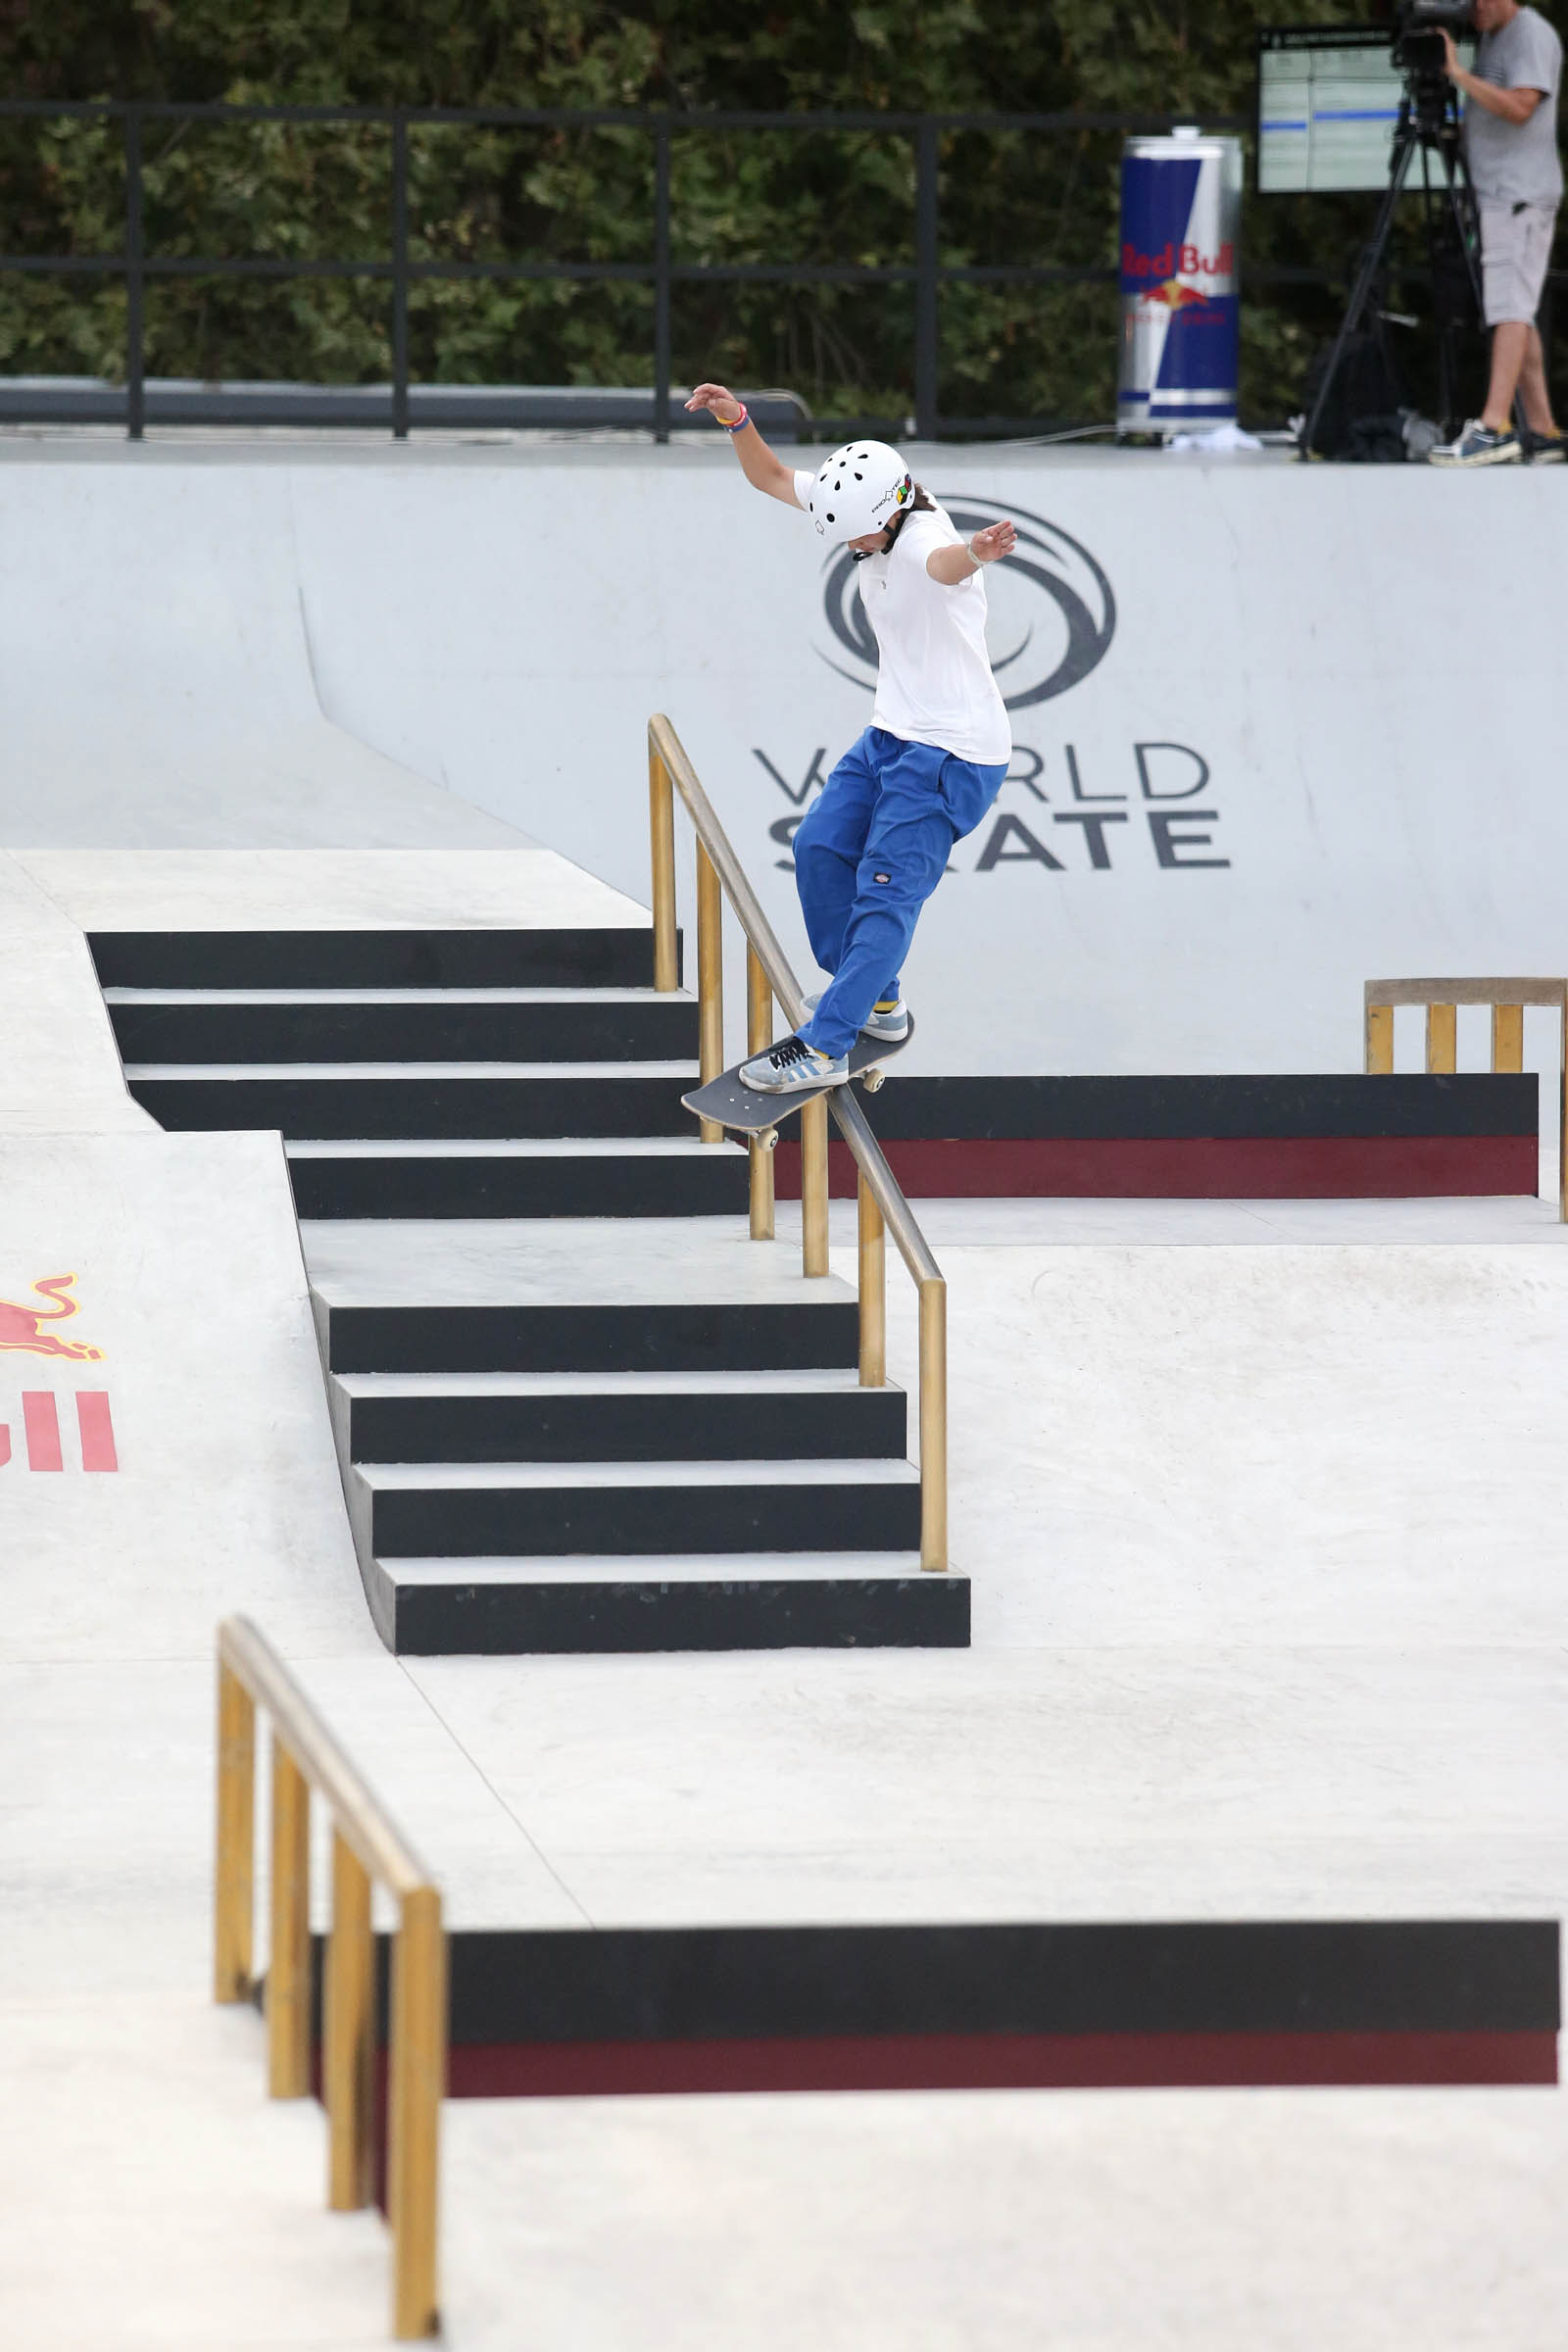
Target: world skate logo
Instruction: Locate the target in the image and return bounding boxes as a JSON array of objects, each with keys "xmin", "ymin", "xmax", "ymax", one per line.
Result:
[
  {"xmin": 0, "ymin": 1273, "xmax": 103, "ymax": 1362},
  {"xmin": 815, "ymin": 497, "xmax": 1117, "ymax": 710}
]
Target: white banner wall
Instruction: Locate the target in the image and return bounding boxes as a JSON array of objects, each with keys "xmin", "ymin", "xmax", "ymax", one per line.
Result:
[
  {"xmin": 7, "ymin": 444, "xmax": 1565, "ymax": 1078},
  {"xmin": 290, "ymin": 447, "xmax": 1568, "ymax": 1077}
]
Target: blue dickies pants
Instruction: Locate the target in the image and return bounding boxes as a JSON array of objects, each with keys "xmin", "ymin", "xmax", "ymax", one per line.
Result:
[{"xmin": 794, "ymin": 727, "xmax": 1007, "ymax": 1057}]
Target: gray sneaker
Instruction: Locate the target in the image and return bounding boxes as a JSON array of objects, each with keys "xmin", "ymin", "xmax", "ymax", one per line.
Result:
[
  {"xmin": 802, "ymin": 991, "xmax": 909, "ymax": 1042},
  {"xmin": 739, "ymin": 1034, "xmax": 850, "ymax": 1095},
  {"xmin": 1429, "ymin": 418, "xmax": 1522, "ymax": 467}
]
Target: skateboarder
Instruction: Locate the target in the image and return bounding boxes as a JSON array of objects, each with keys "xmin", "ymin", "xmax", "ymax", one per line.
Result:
[{"xmin": 686, "ymin": 383, "xmax": 1015, "ymax": 1096}]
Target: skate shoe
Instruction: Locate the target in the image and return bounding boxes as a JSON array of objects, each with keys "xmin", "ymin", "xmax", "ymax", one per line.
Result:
[
  {"xmin": 739, "ymin": 1034, "xmax": 850, "ymax": 1094},
  {"xmin": 802, "ymin": 992, "xmax": 910, "ymax": 1043},
  {"xmin": 1429, "ymin": 419, "xmax": 1522, "ymax": 467}
]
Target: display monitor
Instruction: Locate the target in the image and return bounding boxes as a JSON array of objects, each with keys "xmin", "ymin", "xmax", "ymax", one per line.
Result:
[{"xmin": 1257, "ymin": 24, "xmax": 1473, "ymax": 193}]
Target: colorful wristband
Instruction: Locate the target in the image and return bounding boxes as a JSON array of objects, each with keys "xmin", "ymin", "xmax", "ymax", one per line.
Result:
[{"xmin": 717, "ymin": 405, "xmax": 750, "ymax": 432}]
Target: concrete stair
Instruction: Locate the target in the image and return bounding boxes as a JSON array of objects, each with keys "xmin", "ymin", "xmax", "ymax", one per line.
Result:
[{"xmin": 92, "ymin": 923, "xmax": 965, "ymax": 1654}]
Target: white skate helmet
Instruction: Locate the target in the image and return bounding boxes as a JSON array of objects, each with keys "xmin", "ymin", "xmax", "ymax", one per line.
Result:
[{"xmin": 804, "ymin": 440, "xmax": 913, "ymax": 546}]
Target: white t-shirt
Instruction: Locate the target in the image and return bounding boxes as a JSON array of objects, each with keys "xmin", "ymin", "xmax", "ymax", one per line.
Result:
[{"xmin": 793, "ymin": 471, "xmax": 1011, "ymax": 766}]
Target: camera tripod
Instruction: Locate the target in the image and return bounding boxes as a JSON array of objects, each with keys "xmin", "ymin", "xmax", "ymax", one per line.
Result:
[{"xmin": 1300, "ymin": 76, "xmax": 1485, "ymax": 459}]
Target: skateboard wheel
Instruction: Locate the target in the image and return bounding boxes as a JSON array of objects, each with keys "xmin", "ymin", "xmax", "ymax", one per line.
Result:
[
  {"xmin": 862, "ymin": 1067, "xmax": 886, "ymax": 1093},
  {"xmin": 760, "ymin": 1128, "xmax": 779, "ymax": 1152}
]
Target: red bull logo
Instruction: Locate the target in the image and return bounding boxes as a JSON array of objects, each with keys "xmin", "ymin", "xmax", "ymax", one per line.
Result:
[
  {"xmin": 1121, "ymin": 239, "xmax": 1235, "ymax": 284},
  {"xmin": 1145, "ymin": 278, "xmax": 1210, "ymax": 312},
  {"xmin": 0, "ymin": 1273, "xmax": 103, "ymax": 1363}
]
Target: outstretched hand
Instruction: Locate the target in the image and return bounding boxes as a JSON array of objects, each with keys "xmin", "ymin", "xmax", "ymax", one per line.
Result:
[
  {"xmin": 686, "ymin": 382, "xmax": 744, "ymax": 421},
  {"xmin": 969, "ymin": 518, "xmax": 1017, "ymax": 564}
]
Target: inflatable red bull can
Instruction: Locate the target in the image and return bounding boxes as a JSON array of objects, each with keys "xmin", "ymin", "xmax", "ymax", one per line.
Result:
[{"xmin": 1118, "ymin": 127, "xmax": 1242, "ymax": 433}]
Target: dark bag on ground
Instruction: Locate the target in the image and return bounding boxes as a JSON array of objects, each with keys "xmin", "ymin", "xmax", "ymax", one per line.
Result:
[{"xmin": 1299, "ymin": 331, "xmax": 1407, "ymax": 458}]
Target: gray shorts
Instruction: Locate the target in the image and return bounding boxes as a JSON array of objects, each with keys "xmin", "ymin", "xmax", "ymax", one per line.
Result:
[{"xmin": 1479, "ymin": 198, "xmax": 1558, "ymax": 325}]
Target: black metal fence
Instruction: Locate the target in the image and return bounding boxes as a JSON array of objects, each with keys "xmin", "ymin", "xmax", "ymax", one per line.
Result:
[{"xmin": 0, "ymin": 98, "xmax": 1482, "ymax": 441}]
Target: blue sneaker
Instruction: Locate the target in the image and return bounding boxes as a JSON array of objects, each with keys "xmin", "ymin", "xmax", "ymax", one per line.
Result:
[
  {"xmin": 739, "ymin": 1034, "xmax": 850, "ymax": 1094},
  {"xmin": 1429, "ymin": 418, "xmax": 1522, "ymax": 467},
  {"xmin": 802, "ymin": 992, "xmax": 909, "ymax": 1043}
]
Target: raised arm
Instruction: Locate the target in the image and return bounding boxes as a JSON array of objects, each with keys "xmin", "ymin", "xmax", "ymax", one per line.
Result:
[
  {"xmin": 925, "ymin": 515, "xmax": 1017, "ymax": 585},
  {"xmin": 685, "ymin": 382, "xmax": 802, "ymax": 506}
]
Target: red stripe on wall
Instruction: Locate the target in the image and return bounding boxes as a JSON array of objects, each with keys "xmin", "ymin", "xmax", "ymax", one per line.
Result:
[
  {"xmin": 0, "ymin": 1424, "xmax": 9, "ymax": 1467},
  {"xmin": 445, "ymin": 2028, "xmax": 1557, "ymax": 2098},
  {"xmin": 775, "ymin": 1135, "xmax": 1539, "ymax": 1201},
  {"xmin": 23, "ymin": 1392, "xmax": 63, "ymax": 1472},
  {"xmin": 76, "ymin": 1392, "xmax": 119, "ymax": 1473}
]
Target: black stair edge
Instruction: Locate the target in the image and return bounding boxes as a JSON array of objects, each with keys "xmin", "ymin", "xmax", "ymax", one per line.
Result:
[
  {"xmin": 127, "ymin": 1074, "xmax": 694, "ymax": 1140},
  {"xmin": 89, "ymin": 926, "xmax": 678, "ymax": 991},
  {"xmin": 288, "ymin": 1151, "xmax": 747, "ymax": 1221},
  {"xmin": 370, "ymin": 1478, "xmax": 923, "ymax": 1557},
  {"xmin": 384, "ymin": 1566, "xmax": 969, "ymax": 1654},
  {"xmin": 346, "ymin": 1385, "xmax": 908, "ymax": 1463},
  {"xmin": 323, "ymin": 1299, "xmax": 861, "ymax": 1375},
  {"xmin": 839, "ymin": 1073, "xmax": 1540, "ymax": 1144},
  {"xmin": 308, "ymin": 1916, "xmax": 1559, "ymax": 2040},
  {"xmin": 106, "ymin": 998, "xmax": 700, "ymax": 1065}
]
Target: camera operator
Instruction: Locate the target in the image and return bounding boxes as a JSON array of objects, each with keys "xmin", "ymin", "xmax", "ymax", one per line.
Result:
[{"xmin": 1431, "ymin": 0, "xmax": 1564, "ymax": 464}]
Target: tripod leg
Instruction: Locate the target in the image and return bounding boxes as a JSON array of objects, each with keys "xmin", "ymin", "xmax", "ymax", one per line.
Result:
[{"xmin": 1301, "ymin": 126, "xmax": 1418, "ymax": 459}]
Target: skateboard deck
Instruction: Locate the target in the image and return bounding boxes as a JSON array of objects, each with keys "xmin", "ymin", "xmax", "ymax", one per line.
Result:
[{"xmin": 681, "ymin": 1020, "xmax": 913, "ymax": 1143}]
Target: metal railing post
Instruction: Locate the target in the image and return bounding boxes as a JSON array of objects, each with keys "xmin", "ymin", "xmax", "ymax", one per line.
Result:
[
  {"xmin": 325, "ymin": 1830, "xmax": 375, "ymax": 2212},
  {"xmin": 918, "ymin": 1275, "xmax": 948, "ymax": 1571},
  {"xmin": 696, "ymin": 841, "xmax": 724, "ymax": 1142},
  {"xmin": 801, "ymin": 1094, "xmax": 830, "ymax": 1276},
  {"xmin": 649, "ymin": 744, "xmax": 679, "ymax": 990},
  {"xmin": 391, "ymin": 114, "xmax": 411, "ymax": 441},
  {"xmin": 858, "ymin": 1173, "xmax": 885, "ymax": 1385},
  {"xmin": 1426, "ymin": 1002, "xmax": 1457, "ymax": 1073},
  {"xmin": 747, "ymin": 947, "xmax": 775, "ymax": 1240},
  {"xmin": 914, "ymin": 121, "xmax": 940, "ymax": 441},
  {"xmin": 1364, "ymin": 999, "xmax": 1394, "ymax": 1074},
  {"xmin": 1492, "ymin": 1002, "xmax": 1523, "ymax": 1072},
  {"xmin": 654, "ymin": 124, "xmax": 672, "ymax": 446},
  {"xmin": 124, "ymin": 108, "xmax": 145, "ymax": 443},
  {"xmin": 214, "ymin": 1657, "xmax": 255, "ymax": 2002},
  {"xmin": 268, "ymin": 1739, "xmax": 312, "ymax": 2098},
  {"xmin": 388, "ymin": 1886, "xmax": 446, "ymax": 2340}
]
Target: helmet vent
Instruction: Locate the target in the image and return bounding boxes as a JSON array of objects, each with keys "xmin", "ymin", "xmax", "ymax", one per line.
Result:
[{"xmin": 825, "ymin": 512, "xmax": 835, "ymax": 522}]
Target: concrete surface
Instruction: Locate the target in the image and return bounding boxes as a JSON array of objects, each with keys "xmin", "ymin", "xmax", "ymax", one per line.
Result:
[{"xmin": 439, "ymin": 2083, "xmax": 1568, "ymax": 2352}]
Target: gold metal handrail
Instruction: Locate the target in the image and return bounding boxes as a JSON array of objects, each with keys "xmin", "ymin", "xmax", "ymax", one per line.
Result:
[
  {"xmin": 1364, "ymin": 975, "xmax": 1567, "ymax": 1221},
  {"xmin": 214, "ymin": 1615, "xmax": 445, "ymax": 2340},
  {"xmin": 649, "ymin": 712, "xmax": 948, "ymax": 1570}
]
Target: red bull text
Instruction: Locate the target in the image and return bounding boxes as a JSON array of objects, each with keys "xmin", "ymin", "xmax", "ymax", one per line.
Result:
[{"xmin": 1118, "ymin": 130, "xmax": 1242, "ymax": 433}]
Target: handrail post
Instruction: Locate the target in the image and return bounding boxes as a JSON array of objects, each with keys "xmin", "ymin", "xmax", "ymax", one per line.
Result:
[
  {"xmin": 1426, "ymin": 1001, "xmax": 1456, "ymax": 1073},
  {"xmin": 747, "ymin": 947, "xmax": 775, "ymax": 1240},
  {"xmin": 214, "ymin": 1656, "xmax": 255, "ymax": 2002},
  {"xmin": 858, "ymin": 1174, "xmax": 885, "ymax": 1385},
  {"xmin": 268, "ymin": 1738, "xmax": 313, "ymax": 2098},
  {"xmin": 1492, "ymin": 1002, "xmax": 1523, "ymax": 1072},
  {"xmin": 801, "ymin": 1094, "xmax": 830, "ymax": 1276},
  {"xmin": 388, "ymin": 1886, "xmax": 446, "ymax": 2340},
  {"xmin": 1365, "ymin": 997, "xmax": 1393, "ymax": 1074},
  {"xmin": 918, "ymin": 1276, "xmax": 948, "ymax": 1572},
  {"xmin": 124, "ymin": 107, "xmax": 145, "ymax": 443},
  {"xmin": 649, "ymin": 741, "xmax": 678, "ymax": 991},
  {"xmin": 696, "ymin": 841, "xmax": 724, "ymax": 1143},
  {"xmin": 913, "ymin": 121, "xmax": 940, "ymax": 442},
  {"xmin": 654, "ymin": 123, "xmax": 672, "ymax": 446},
  {"xmin": 391, "ymin": 113, "xmax": 411, "ymax": 441},
  {"xmin": 325, "ymin": 1829, "xmax": 375, "ymax": 2212}
]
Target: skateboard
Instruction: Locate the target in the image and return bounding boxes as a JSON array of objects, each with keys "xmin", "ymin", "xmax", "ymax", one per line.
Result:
[{"xmin": 680, "ymin": 1019, "xmax": 913, "ymax": 1148}]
